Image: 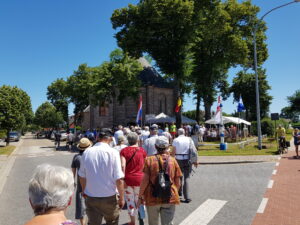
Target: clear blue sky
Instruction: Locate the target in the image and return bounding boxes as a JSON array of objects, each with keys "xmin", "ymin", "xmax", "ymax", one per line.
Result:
[{"xmin": 0, "ymin": 0, "xmax": 299, "ymax": 115}]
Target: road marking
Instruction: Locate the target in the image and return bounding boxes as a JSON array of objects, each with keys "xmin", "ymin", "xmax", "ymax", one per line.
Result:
[
  {"xmin": 272, "ymin": 170, "xmax": 277, "ymax": 175},
  {"xmin": 276, "ymin": 162, "xmax": 279, "ymax": 166},
  {"xmin": 257, "ymin": 198, "xmax": 268, "ymax": 213},
  {"xmin": 179, "ymin": 199, "xmax": 227, "ymax": 225},
  {"xmin": 268, "ymin": 180, "xmax": 274, "ymax": 188}
]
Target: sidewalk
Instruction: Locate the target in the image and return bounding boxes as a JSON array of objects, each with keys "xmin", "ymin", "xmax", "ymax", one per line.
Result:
[{"xmin": 251, "ymin": 142, "xmax": 300, "ymax": 225}]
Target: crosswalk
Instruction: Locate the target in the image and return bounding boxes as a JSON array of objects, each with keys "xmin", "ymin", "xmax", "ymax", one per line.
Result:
[{"xmin": 179, "ymin": 199, "xmax": 227, "ymax": 225}]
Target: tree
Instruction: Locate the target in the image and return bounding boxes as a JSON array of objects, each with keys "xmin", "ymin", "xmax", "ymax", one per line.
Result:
[
  {"xmin": 65, "ymin": 49, "xmax": 143, "ymax": 126},
  {"xmin": 230, "ymin": 69, "xmax": 272, "ymax": 121},
  {"xmin": 47, "ymin": 79, "xmax": 69, "ymax": 123},
  {"xmin": 191, "ymin": 0, "xmax": 268, "ymax": 120},
  {"xmin": 111, "ymin": 0, "xmax": 195, "ymax": 127},
  {"xmin": 287, "ymin": 90, "xmax": 300, "ymax": 113},
  {"xmin": 0, "ymin": 85, "xmax": 32, "ymax": 145},
  {"xmin": 34, "ymin": 102, "xmax": 64, "ymax": 129},
  {"xmin": 182, "ymin": 109, "xmax": 204, "ymax": 123},
  {"xmin": 280, "ymin": 106, "xmax": 299, "ymax": 121}
]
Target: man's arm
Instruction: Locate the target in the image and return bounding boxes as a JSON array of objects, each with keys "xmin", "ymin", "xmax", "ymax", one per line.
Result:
[
  {"xmin": 79, "ymin": 176, "xmax": 86, "ymax": 193},
  {"xmin": 120, "ymin": 156, "xmax": 126, "ymax": 174},
  {"xmin": 116, "ymin": 179, "xmax": 125, "ymax": 209}
]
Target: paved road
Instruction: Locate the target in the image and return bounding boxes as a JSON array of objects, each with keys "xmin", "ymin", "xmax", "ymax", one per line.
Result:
[{"xmin": 0, "ymin": 135, "xmax": 276, "ymax": 225}]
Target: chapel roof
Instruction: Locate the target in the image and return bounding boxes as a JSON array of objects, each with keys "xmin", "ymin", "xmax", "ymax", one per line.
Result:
[{"xmin": 137, "ymin": 58, "xmax": 173, "ymax": 89}]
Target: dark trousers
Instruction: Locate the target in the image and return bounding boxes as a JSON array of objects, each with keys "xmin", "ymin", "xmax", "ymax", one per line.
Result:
[
  {"xmin": 85, "ymin": 195, "xmax": 120, "ymax": 225},
  {"xmin": 177, "ymin": 159, "xmax": 192, "ymax": 200}
]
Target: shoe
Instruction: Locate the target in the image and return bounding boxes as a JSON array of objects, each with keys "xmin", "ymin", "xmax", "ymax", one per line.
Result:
[{"xmin": 185, "ymin": 199, "xmax": 192, "ymax": 203}]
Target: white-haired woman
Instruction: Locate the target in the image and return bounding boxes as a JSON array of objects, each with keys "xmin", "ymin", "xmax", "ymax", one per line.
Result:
[{"xmin": 24, "ymin": 164, "xmax": 76, "ymax": 225}]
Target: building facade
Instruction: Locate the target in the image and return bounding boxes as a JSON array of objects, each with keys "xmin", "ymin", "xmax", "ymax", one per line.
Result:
[{"xmin": 80, "ymin": 58, "xmax": 175, "ymax": 129}]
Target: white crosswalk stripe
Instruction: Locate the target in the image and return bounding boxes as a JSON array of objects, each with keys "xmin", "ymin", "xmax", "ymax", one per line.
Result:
[{"xmin": 179, "ymin": 199, "xmax": 227, "ymax": 225}]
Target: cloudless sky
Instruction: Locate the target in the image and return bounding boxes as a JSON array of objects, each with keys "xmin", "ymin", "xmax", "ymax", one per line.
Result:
[{"xmin": 0, "ymin": 0, "xmax": 299, "ymax": 116}]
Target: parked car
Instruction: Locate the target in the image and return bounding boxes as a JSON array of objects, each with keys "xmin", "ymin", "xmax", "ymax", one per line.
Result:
[
  {"xmin": 9, "ymin": 131, "xmax": 21, "ymax": 142},
  {"xmin": 51, "ymin": 131, "xmax": 67, "ymax": 141}
]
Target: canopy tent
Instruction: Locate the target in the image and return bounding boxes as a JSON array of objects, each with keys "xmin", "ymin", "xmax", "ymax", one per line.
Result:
[
  {"xmin": 205, "ymin": 116, "xmax": 251, "ymax": 126},
  {"xmin": 146, "ymin": 113, "xmax": 197, "ymax": 125},
  {"xmin": 180, "ymin": 115, "xmax": 197, "ymax": 125},
  {"xmin": 146, "ymin": 113, "xmax": 174, "ymax": 124}
]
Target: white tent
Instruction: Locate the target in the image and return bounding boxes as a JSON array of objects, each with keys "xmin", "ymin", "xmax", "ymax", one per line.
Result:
[
  {"xmin": 205, "ymin": 116, "xmax": 251, "ymax": 126},
  {"xmin": 146, "ymin": 113, "xmax": 197, "ymax": 124}
]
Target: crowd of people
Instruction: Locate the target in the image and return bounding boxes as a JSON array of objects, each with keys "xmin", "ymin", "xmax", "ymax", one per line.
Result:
[{"xmin": 25, "ymin": 123, "xmax": 199, "ymax": 225}]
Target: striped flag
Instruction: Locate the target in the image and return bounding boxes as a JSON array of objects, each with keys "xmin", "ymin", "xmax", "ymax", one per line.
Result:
[
  {"xmin": 136, "ymin": 95, "xmax": 142, "ymax": 126},
  {"xmin": 215, "ymin": 96, "xmax": 223, "ymax": 123},
  {"xmin": 175, "ymin": 97, "xmax": 182, "ymax": 113}
]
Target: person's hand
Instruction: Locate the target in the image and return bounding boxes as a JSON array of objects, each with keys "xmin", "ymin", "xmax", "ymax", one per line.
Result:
[
  {"xmin": 137, "ymin": 197, "xmax": 145, "ymax": 208},
  {"xmin": 118, "ymin": 196, "xmax": 125, "ymax": 209},
  {"xmin": 193, "ymin": 162, "xmax": 198, "ymax": 168},
  {"xmin": 81, "ymin": 192, "xmax": 87, "ymax": 199}
]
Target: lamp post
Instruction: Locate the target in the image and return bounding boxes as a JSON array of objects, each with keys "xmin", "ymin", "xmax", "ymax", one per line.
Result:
[{"xmin": 253, "ymin": 0, "xmax": 300, "ymax": 150}]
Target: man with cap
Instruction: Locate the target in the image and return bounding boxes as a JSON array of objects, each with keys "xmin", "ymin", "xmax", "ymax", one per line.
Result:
[
  {"xmin": 172, "ymin": 128, "xmax": 198, "ymax": 203},
  {"xmin": 142, "ymin": 124, "xmax": 159, "ymax": 156},
  {"xmin": 71, "ymin": 138, "xmax": 92, "ymax": 225},
  {"xmin": 78, "ymin": 130, "xmax": 125, "ymax": 225},
  {"xmin": 138, "ymin": 136, "xmax": 182, "ymax": 225}
]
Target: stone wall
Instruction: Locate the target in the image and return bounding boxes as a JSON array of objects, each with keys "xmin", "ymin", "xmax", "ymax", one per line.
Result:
[{"xmin": 81, "ymin": 86, "xmax": 175, "ymax": 129}]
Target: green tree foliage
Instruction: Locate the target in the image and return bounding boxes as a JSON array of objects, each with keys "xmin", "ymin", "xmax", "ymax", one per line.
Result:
[
  {"xmin": 62, "ymin": 49, "xmax": 142, "ymax": 125},
  {"xmin": 191, "ymin": 0, "xmax": 268, "ymax": 120},
  {"xmin": 34, "ymin": 102, "xmax": 64, "ymax": 128},
  {"xmin": 111, "ymin": 0, "xmax": 195, "ymax": 126},
  {"xmin": 0, "ymin": 85, "xmax": 33, "ymax": 145},
  {"xmin": 47, "ymin": 79, "xmax": 69, "ymax": 123},
  {"xmin": 287, "ymin": 90, "xmax": 300, "ymax": 113},
  {"xmin": 231, "ymin": 69, "xmax": 272, "ymax": 121}
]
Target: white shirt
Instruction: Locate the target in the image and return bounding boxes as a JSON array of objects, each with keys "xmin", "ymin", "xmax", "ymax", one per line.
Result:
[
  {"xmin": 78, "ymin": 142, "xmax": 124, "ymax": 197},
  {"xmin": 142, "ymin": 135, "xmax": 159, "ymax": 156},
  {"xmin": 172, "ymin": 135, "xmax": 191, "ymax": 160}
]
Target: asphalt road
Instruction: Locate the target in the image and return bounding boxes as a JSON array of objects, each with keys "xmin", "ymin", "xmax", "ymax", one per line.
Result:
[{"xmin": 0, "ymin": 135, "xmax": 275, "ymax": 225}]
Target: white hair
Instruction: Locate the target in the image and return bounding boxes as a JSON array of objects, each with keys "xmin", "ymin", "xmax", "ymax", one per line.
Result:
[
  {"xmin": 178, "ymin": 128, "xmax": 185, "ymax": 135},
  {"xmin": 28, "ymin": 164, "xmax": 74, "ymax": 215}
]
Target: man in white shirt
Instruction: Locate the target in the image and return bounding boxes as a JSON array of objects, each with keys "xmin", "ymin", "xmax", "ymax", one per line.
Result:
[
  {"xmin": 142, "ymin": 124, "xmax": 159, "ymax": 156},
  {"xmin": 172, "ymin": 128, "xmax": 198, "ymax": 203},
  {"xmin": 79, "ymin": 130, "xmax": 124, "ymax": 225}
]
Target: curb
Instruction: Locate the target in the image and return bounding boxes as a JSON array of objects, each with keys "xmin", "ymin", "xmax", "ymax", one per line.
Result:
[{"xmin": 0, "ymin": 137, "xmax": 24, "ymax": 196}]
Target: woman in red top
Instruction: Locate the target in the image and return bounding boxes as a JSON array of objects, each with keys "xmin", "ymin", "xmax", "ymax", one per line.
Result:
[{"xmin": 120, "ymin": 132, "xmax": 147, "ymax": 225}]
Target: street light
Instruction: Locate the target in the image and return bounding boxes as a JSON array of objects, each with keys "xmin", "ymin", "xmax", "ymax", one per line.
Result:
[{"xmin": 253, "ymin": 0, "xmax": 299, "ymax": 150}]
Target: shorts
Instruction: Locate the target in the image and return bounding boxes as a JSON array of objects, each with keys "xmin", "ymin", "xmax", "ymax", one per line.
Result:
[{"xmin": 125, "ymin": 186, "xmax": 140, "ymax": 217}]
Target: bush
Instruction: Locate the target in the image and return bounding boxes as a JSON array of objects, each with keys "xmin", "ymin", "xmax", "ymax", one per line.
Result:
[
  {"xmin": 251, "ymin": 118, "xmax": 274, "ymax": 137},
  {"xmin": 0, "ymin": 130, "xmax": 6, "ymax": 139},
  {"xmin": 251, "ymin": 118, "xmax": 291, "ymax": 137}
]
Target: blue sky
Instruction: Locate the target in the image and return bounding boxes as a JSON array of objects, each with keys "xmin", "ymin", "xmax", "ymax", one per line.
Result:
[{"xmin": 0, "ymin": 0, "xmax": 299, "ymax": 116}]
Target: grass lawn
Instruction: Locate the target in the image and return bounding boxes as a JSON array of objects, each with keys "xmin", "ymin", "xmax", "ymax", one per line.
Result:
[
  {"xmin": 198, "ymin": 138, "xmax": 279, "ymax": 156},
  {"xmin": 0, "ymin": 145, "xmax": 16, "ymax": 155}
]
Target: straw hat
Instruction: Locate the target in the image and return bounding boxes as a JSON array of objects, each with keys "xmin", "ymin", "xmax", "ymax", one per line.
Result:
[{"xmin": 77, "ymin": 138, "xmax": 92, "ymax": 150}]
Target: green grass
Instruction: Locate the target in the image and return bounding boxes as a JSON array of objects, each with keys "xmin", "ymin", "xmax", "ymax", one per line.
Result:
[
  {"xmin": 198, "ymin": 138, "xmax": 278, "ymax": 156},
  {"xmin": 0, "ymin": 145, "xmax": 16, "ymax": 155}
]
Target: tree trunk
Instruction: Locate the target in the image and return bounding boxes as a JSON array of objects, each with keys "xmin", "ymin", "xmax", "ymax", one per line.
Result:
[
  {"xmin": 195, "ymin": 92, "xmax": 201, "ymax": 123},
  {"xmin": 204, "ymin": 102, "xmax": 212, "ymax": 121},
  {"xmin": 6, "ymin": 130, "xmax": 10, "ymax": 146}
]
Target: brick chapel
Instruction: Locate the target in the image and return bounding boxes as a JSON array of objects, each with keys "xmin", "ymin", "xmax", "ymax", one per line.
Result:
[{"xmin": 80, "ymin": 58, "xmax": 175, "ymax": 129}]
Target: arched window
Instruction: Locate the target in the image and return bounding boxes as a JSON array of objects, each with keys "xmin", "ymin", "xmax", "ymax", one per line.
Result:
[{"xmin": 158, "ymin": 94, "xmax": 166, "ymax": 113}]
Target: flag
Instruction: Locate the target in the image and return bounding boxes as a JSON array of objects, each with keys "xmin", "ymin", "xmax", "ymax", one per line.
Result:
[
  {"xmin": 136, "ymin": 95, "xmax": 142, "ymax": 126},
  {"xmin": 237, "ymin": 95, "xmax": 245, "ymax": 112},
  {"xmin": 175, "ymin": 97, "xmax": 182, "ymax": 113},
  {"xmin": 215, "ymin": 96, "xmax": 223, "ymax": 124}
]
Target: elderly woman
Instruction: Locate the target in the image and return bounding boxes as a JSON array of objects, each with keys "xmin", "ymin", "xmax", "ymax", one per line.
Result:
[
  {"xmin": 120, "ymin": 132, "xmax": 146, "ymax": 225},
  {"xmin": 24, "ymin": 164, "xmax": 76, "ymax": 225}
]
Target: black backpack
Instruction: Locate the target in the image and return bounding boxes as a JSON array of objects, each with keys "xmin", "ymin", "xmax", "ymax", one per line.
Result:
[{"xmin": 151, "ymin": 155, "xmax": 172, "ymax": 202}]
